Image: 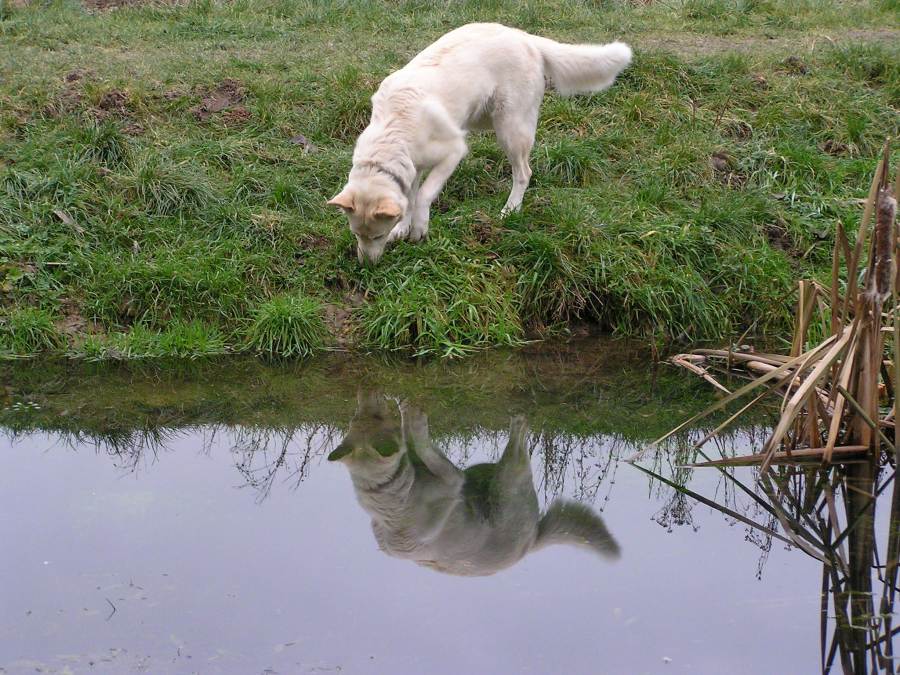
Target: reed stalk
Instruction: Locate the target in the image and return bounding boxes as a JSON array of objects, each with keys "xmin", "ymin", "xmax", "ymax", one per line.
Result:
[{"xmin": 656, "ymin": 141, "xmax": 898, "ymax": 470}]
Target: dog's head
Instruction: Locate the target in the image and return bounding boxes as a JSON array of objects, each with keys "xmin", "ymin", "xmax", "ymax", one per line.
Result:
[
  {"xmin": 328, "ymin": 174, "xmax": 407, "ymax": 265},
  {"xmin": 328, "ymin": 389, "xmax": 404, "ymax": 469}
]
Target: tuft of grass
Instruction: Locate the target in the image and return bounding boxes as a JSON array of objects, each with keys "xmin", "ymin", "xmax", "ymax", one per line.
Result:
[
  {"xmin": 497, "ymin": 204, "xmax": 597, "ymax": 329},
  {"xmin": 76, "ymin": 121, "xmax": 130, "ymax": 167},
  {"xmin": 0, "ymin": 308, "xmax": 65, "ymax": 356},
  {"xmin": 533, "ymin": 137, "xmax": 608, "ymax": 187},
  {"xmin": 246, "ymin": 295, "xmax": 328, "ymax": 358},
  {"xmin": 117, "ymin": 152, "xmax": 218, "ymax": 217},
  {"xmin": 81, "ymin": 245, "xmax": 255, "ymax": 327},
  {"xmin": 71, "ymin": 321, "xmax": 227, "ymax": 360},
  {"xmin": 359, "ymin": 239, "xmax": 523, "ymax": 357}
]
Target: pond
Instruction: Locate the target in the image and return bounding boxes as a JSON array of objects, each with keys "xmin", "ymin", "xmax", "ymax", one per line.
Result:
[{"xmin": 0, "ymin": 340, "xmax": 896, "ymax": 674}]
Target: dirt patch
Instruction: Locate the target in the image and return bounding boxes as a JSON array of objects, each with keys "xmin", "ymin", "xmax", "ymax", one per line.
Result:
[
  {"xmin": 721, "ymin": 119, "xmax": 753, "ymax": 140},
  {"xmin": 750, "ymin": 73, "xmax": 769, "ymax": 90},
  {"xmin": 780, "ymin": 55, "xmax": 810, "ymax": 76},
  {"xmin": 43, "ymin": 75, "xmax": 141, "ymax": 132},
  {"xmin": 222, "ymin": 105, "xmax": 251, "ymax": 126},
  {"xmin": 44, "ymin": 86, "xmax": 82, "ymax": 118},
  {"xmin": 192, "ymin": 79, "xmax": 245, "ymax": 122},
  {"xmin": 466, "ymin": 213, "xmax": 501, "ymax": 245},
  {"xmin": 91, "ymin": 87, "xmax": 144, "ymax": 133},
  {"xmin": 56, "ymin": 305, "xmax": 86, "ymax": 337},
  {"xmin": 821, "ymin": 139, "xmax": 851, "ymax": 156},
  {"xmin": 65, "ymin": 69, "xmax": 90, "ymax": 84},
  {"xmin": 710, "ymin": 151, "xmax": 747, "ymax": 188},
  {"xmin": 324, "ymin": 272, "xmax": 351, "ymax": 293},
  {"xmin": 291, "ymin": 233, "xmax": 331, "ymax": 268},
  {"xmin": 323, "ymin": 292, "xmax": 364, "ymax": 349},
  {"xmin": 763, "ymin": 218, "xmax": 799, "ymax": 257},
  {"xmin": 299, "ymin": 233, "xmax": 331, "ymax": 250},
  {"xmin": 96, "ymin": 89, "xmax": 130, "ymax": 116}
]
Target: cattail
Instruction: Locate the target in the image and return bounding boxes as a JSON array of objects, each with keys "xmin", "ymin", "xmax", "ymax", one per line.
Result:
[{"xmin": 867, "ymin": 185, "xmax": 896, "ymax": 305}]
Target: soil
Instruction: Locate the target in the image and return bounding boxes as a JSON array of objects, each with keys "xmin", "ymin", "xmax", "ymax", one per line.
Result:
[
  {"xmin": 299, "ymin": 234, "xmax": 331, "ymax": 251},
  {"xmin": 221, "ymin": 105, "xmax": 251, "ymax": 126},
  {"xmin": 323, "ymin": 292, "xmax": 364, "ymax": 348},
  {"xmin": 781, "ymin": 55, "xmax": 811, "ymax": 75},
  {"xmin": 763, "ymin": 218, "xmax": 800, "ymax": 258},
  {"xmin": 821, "ymin": 139, "xmax": 851, "ymax": 156},
  {"xmin": 93, "ymin": 88, "xmax": 133, "ymax": 122},
  {"xmin": 468, "ymin": 215, "xmax": 501, "ymax": 245},
  {"xmin": 191, "ymin": 79, "xmax": 245, "ymax": 122},
  {"xmin": 710, "ymin": 151, "xmax": 748, "ymax": 188}
]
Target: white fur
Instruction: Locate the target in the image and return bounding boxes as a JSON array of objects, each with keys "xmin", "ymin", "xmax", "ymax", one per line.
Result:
[{"xmin": 329, "ymin": 23, "xmax": 632, "ymax": 264}]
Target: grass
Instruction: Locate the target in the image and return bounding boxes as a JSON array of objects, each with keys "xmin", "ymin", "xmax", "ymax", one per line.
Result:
[
  {"xmin": 0, "ymin": 0, "xmax": 898, "ymax": 358},
  {"xmin": 77, "ymin": 320, "xmax": 228, "ymax": 359},
  {"xmin": 246, "ymin": 294, "xmax": 327, "ymax": 358},
  {"xmin": 0, "ymin": 307, "xmax": 64, "ymax": 355}
]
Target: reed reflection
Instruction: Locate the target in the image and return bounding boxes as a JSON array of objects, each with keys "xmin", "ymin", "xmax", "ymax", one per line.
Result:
[{"xmin": 643, "ymin": 455, "xmax": 898, "ymax": 674}]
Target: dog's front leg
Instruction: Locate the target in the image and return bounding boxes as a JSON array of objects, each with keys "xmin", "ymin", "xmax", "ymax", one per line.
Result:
[
  {"xmin": 410, "ymin": 145, "xmax": 466, "ymax": 241},
  {"xmin": 387, "ymin": 172, "xmax": 424, "ymax": 243},
  {"xmin": 400, "ymin": 401, "xmax": 462, "ymax": 486}
]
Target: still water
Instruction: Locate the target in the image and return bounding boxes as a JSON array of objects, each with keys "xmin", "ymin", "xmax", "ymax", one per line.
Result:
[{"xmin": 0, "ymin": 341, "xmax": 895, "ymax": 674}]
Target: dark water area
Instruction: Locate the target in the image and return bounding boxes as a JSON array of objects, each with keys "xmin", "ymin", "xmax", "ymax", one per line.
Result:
[{"xmin": 0, "ymin": 340, "xmax": 896, "ymax": 674}]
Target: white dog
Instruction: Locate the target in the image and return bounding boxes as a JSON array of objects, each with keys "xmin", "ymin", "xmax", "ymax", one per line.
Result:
[
  {"xmin": 327, "ymin": 22, "xmax": 632, "ymax": 263},
  {"xmin": 328, "ymin": 390, "xmax": 620, "ymax": 576}
]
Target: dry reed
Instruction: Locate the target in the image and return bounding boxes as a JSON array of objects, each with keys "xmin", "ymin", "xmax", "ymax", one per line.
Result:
[{"xmin": 649, "ymin": 141, "xmax": 900, "ymax": 470}]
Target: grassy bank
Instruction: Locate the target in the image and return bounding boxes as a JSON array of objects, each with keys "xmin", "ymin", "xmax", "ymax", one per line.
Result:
[{"xmin": 1, "ymin": 0, "xmax": 898, "ymax": 358}]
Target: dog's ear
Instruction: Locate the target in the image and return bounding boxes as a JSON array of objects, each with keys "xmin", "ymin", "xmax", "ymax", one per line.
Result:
[
  {"xmin": 327, "ymin": 440, "xmax": 354, "ymax": 462},
  {"xmin": 327, "ymin": 188, "xmax": 355, "ymax": 213},
  {"xmin": 373, "ymin": 198, "xmax": 401, "ymax": 220}
]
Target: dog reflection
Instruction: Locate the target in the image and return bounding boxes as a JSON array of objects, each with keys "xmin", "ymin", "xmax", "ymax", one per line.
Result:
[{"xmin": 328, "ymin": 391, "xmax": 620, "ymax": 576}]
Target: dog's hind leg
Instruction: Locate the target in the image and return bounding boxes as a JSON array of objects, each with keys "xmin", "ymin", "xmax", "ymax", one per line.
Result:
[{"xmin": 495, "ymin": 107, "xmax": 539, "ymax": 216}]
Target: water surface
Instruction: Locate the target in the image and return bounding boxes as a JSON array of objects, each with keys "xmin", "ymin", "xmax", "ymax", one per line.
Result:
[{"xmin": 0, "ymin": 341, "xmax": 895, "ymax": 674}]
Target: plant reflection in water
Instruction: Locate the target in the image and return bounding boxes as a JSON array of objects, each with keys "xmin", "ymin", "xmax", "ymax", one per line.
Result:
[{"xmin": 637, "ymin": 452, "xmax": 898, "ymax": 674}]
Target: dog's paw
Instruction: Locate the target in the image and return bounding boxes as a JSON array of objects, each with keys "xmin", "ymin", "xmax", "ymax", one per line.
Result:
[
  {"xmin": 401, "ymin": 404, "xmax": 430, "ymax": 440},
  {"xmin": 408, "ymin": 220, "xmax": 429, "ymax": 242},
  {"xmin": 387, "ymin": 220, "xmax": 411, "ymax": 243}
]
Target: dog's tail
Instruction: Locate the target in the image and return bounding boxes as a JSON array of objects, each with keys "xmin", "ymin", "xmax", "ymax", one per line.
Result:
[{"xmin": 531, "ymin": 36, "xmax": 632, "ymax": 96}]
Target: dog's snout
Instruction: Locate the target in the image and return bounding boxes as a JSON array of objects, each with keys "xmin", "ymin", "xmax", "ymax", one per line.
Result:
[
  {"xmin": 356, "ymin": 238, "xmax": 386, "ymax": 266},
  {"xmin": 357, "ymin": 248, "xmax": 382, "ymax": 267}
]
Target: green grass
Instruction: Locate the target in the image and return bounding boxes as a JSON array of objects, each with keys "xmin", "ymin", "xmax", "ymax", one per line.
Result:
[
  {"xmin": 0, "ymin": 307, "xmax": 65, "ymax": 355},
  {"xmin": 0, "ymin": 0, "xmax": 898, "ymax": 358},
  {"xmin": 76, "ymin": 320, "xmax": 228, "ymax": 359},
  {"xmin": 359, "ymin": 238, "xmax": 523, "ymax": 357},
  {"xmin": 246, "ymin": 294, "xmax": 327, "ymax": 358}
]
